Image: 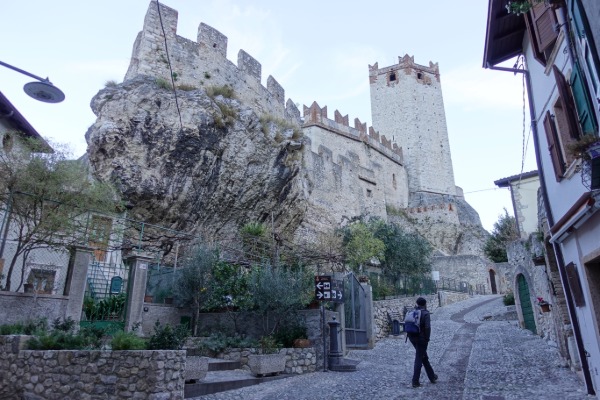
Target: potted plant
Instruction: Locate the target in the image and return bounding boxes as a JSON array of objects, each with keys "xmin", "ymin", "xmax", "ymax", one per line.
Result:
[
  {"xmin": 537, "ymin": 297, "xmax": 551, "ymax": 313},
  {"xmin": 506, "ymin": 0, "xmax": 564, "ymax": 15},
  {"xmin": 247, "ymin": 335, "xmax": 286, "ymax": 377},
  {"xmin": 567, "ymin": 134, "xmax": 600, "ymax": 160}
]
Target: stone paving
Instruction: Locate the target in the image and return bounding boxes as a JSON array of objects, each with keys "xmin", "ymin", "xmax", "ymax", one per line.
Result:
[{"xmin": 191, "ymin": 295, "xmax": 593, "ymax": 400}]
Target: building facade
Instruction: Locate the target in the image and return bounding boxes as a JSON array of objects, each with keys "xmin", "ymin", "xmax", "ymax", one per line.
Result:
[{"xmin": 484, "ymin": 0, "xmax": 600, "ymax": 395}]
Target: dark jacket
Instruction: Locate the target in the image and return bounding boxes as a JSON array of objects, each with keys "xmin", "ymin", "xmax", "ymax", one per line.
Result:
[{"xmin": 419, "ymin": 307, "xmax": 431, "ymax": 341}]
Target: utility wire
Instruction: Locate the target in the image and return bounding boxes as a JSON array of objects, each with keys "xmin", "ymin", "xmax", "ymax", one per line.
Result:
[{"xmin": 156, "ymin": 1, "xmax": 183, "ymax": 132}]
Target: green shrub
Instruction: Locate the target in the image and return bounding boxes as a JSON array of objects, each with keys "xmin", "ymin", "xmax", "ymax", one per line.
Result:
[
  {"xmin": 104, "ymin": 80, "xmax": 118, "ymax": 87},
  {"xmin": 206, "ymin": 85, "xmax": 235, "ymax": 99},
  {"xmin": 111, "ymin": 331, "xmax": 146, "ymax": 350},
  {"xmin": 503, "ymin": 292, "xmax": 515, "ymax": 306},
  {"xmin": 146, "ymin": 321, "xmax": 189, "ymax": 350},
  {"xmin": 27, "ymin": 331, "xmax": 88, "ymax": 350},
  {"xmin": 176, "ymin": 84, "xmax": 197, "ymax": 91},
  {"xmin": 0, "ymin": 318, "xmax": 47, "ymax": 335},
  {"xmin": 155, "ymin": 77, "xmax": 172, "ymax": 90},
  {"xmin": 273, "ymin": 321, "xmax": 307, "ymax": 348},
  {"xmin": 258, "ymin": 335, "xmax": 281, "ymax": 355},
  {"xmin": 195, "ymin": 332, "xmax": 256, "ymax": 355}
]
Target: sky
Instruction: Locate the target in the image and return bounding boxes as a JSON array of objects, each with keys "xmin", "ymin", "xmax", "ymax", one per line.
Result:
[{"xmin": 0, "ymin": 1, "xmax": 537, "ymax": 232}]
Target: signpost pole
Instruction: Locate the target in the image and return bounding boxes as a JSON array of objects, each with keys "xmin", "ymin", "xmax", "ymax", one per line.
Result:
[{"xmin": 322, "ymin": 301, "xmax": 327, "ymax": 372}]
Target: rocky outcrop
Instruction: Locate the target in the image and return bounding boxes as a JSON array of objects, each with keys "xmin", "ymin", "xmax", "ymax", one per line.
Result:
[{"xmin": 85, "ymin": 77, "xmax": 307, "ymax": 240}]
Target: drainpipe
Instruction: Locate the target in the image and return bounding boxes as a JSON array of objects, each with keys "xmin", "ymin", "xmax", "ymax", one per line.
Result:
[{"xmin": 486, "ymin": 61, "xmax": 595, "ymax": 395}]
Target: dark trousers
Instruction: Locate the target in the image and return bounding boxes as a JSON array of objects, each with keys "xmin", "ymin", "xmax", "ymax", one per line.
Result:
[{"xmin": 408, "ymin": 335, "xmax": 435, "ymax": 384}]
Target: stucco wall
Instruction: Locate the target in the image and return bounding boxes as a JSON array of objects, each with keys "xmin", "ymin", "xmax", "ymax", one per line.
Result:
[{"xmin": 0, "ymin": 292, "xmax": 68, "ymax": 325}]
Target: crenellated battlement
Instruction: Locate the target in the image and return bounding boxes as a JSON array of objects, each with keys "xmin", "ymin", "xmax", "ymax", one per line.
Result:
[
  {"xmin": 125, "ymin": 1, "xmax": 299, "ymax": 122},
  {"xmin": 302, "ymin": 101, "xmax": 403, "ymax": 165},
  {"xmin": 368, "ymin": 54, "xmax": 440, "ymax": 85}
]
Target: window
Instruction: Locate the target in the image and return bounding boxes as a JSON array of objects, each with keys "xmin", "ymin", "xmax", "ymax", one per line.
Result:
[
  {"xmin": 366, "ymin": 189, "xmax": 373, "ymax": 198},
  {"xmin": 389, "ymin": 72, "xmax": 396, "ymax": 82},
  {"xmin": 27, "ymin": 269, "xmax": 56, "ymax": 294},
  {"xmin": 525, "ymin": 2, "xmax": 558, "ymax": 66},
  {"xmin": 88, "ymin": 216, "xmax": 112, "ymax": 262}
]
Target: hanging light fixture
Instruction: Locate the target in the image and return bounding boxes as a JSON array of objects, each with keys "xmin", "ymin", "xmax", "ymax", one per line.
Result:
[{"xmin": 0, "ymin": 60, "xmax": 65, "ymax": 103}]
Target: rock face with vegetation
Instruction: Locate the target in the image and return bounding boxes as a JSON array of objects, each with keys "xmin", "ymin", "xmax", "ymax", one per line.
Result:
[{"xmin": 86, "ymin": 77, "xmax": 307, "ymax": 239}]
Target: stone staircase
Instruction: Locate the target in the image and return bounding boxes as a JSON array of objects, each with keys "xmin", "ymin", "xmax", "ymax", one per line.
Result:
[{"xmin": 184, "ymin": 358, "xmax": 293, "ymax": 398}]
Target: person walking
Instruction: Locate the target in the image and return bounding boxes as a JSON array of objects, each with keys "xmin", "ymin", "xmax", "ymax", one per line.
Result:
[{"xmin": 407, "ymin": 297, "xmax": 437, "ymax": 388}]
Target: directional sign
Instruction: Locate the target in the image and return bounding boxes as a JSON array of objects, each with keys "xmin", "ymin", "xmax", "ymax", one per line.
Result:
[{"xmin": 314, "ymin": 275, "xmax": 344, "ymax": 303}]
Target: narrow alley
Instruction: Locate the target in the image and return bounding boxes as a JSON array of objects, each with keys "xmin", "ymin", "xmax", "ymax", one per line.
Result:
[{"xmin": 193, "ymin": 295, "xmax": 591, "ymax": 400}]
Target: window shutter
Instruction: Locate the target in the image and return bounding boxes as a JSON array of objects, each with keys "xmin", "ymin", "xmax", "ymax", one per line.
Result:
[
  {"xmin": 543, "ymin": 111, "xmax": 565, "ymax": 181},
  {"xmin": 553, "ymin": 65, "xmax": 581, "ymax": 139},
  {"xmin": 530, "ymin": 2, "xmax": 558, "ymax": 52},
  {"xmin": 570, "ymin": 61, "xmax": 598, "ymax": 135},
  {"xmin": 570, "ymin": 0, "xmax": 586, "ymax": 39},
  {"xmin": 525, "ymin": 12, "xmax": 546, "ymax": 66}
]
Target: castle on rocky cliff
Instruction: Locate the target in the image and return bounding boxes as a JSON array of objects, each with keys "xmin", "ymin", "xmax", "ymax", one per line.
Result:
[{"xmin": 111, "ymin": 1, "xmax": 491, "ymax": 289}]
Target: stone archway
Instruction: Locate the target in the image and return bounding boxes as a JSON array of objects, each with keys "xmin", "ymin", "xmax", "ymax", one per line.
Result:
[
  {"xmin": 517, "ymin": 273, "xmax": 536, "ymax": 334},
  {"xmin": 489, "ymin": 269, "xmax": 497, "ymax": 294}
]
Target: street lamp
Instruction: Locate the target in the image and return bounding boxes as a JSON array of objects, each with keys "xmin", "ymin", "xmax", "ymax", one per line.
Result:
[{"xmin": 0, "ymin": 60, "xmax": 65, "ymax": 103}]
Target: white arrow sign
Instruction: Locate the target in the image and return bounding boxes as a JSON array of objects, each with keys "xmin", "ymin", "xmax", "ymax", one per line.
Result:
[{"xmin": 316, "ymin": 282, "xmax": 323, "ymax": 290}]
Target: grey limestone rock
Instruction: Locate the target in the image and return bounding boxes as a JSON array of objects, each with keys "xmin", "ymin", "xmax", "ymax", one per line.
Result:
[{"xmin": 85, "ymin": 76, "xmax": 307, "ymax": 240}]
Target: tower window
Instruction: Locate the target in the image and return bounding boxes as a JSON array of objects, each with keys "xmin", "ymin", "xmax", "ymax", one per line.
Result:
[
  {"xmin": 417, "ymin": 72, "xmax": 423, "ymax": 80},
  {"xmin": 389, "ymin": 72, "xmax": 396, "ymax": 82},
  {"xmin": 366, "ymin": 189, "xmax": 373, "ymax": 198}
]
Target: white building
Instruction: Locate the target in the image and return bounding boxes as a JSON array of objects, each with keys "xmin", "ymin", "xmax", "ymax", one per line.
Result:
[{"xmin": 484, "ymin": 0, "xmax": 600, "ymax": 396}]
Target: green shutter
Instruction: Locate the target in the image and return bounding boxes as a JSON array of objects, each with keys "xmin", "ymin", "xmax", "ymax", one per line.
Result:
[
  {"xmin": 570, "ymin": 62, "xmax": 598, "ymax": 135},
  {"xmin": 570, "ymin": 0, "xmax": 586, "ymax": 39}
]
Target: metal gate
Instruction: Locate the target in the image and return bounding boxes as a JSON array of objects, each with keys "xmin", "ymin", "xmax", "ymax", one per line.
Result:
[
  {"xmin": 80, "ymin": 259, "xmax": 131, "ymax": 334},
  {"xmin": 517, "ymin": 274, "xmax": 536, "ymax": 334},
  {"xmin": 344, "ymin": 273, "xmax": 368, "ymax": 348}
]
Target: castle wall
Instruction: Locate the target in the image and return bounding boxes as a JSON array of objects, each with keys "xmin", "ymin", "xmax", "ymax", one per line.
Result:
[
  {"xmin": 432, "ymin": 255, "xmax": 490, "ymax": 292},
  {"xmin": 369, "ymin": 55, "xmax": 456, "ymax": 197},
  {"xmin": 301, "ymin": 103, "xmax": 408, "ymax": 217},
  {"xmin": 125, "ymin": 1, "xmax": 299, "ymax": 122}
]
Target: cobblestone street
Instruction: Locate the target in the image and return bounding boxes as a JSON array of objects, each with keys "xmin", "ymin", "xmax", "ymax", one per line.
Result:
[{"xmin": 192, "ymin": 295, "xmax": 592, "ymax": 400}]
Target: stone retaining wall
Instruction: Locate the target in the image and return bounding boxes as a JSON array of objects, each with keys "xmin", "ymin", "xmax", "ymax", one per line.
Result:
[
  {"xmin": 372, "ymin": 292, "xmax": 470, "ymax": 341},
  {"xmin": 0, "ymin": 336, "xmax": 185, "ymax": 400},
  {"xmin": 211, "ymin": 347, "xmax": 317, "ymax": 375}
]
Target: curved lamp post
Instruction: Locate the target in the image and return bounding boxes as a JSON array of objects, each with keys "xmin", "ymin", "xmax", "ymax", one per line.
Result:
[{"xmin": 0, "ymin": 60, "xmax": 65, "ymax": 103}]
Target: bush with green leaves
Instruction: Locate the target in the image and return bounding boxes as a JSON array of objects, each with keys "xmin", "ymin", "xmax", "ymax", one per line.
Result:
[
  {"xmin": 195, "ymin": 332, "xmax": 257, "ymax": 355},
  {"xmin": 273, "ymin": 319, "xmax": 307, "ymax": 348},
  {"xmin": 503, "ymin": 291, "xmax": 515, "ymax": 306},
  {"xmin": 244, "ymin": 265, "xmax": 313, "ymax": 337},
  {"xmin": 0, "ymin": 318, "xmax": 47, "ymax": 335},
  {"xmin": 111, "ymin": 331, "xmax": 146, "ymax": 350},
  {"xmin": 484, "ymin": 209, "xmax": 519, "ymax": 263},
  {"xmin": 25, "ymin": 317, "xmax": 106, "ymax": 350},
  {"xmin": 146, "ymin": 321, "xmax": 189, "ymax": 350},
  {"xmin": 257, "ymin": 334, "xmax": 281, "ymax": 354}
]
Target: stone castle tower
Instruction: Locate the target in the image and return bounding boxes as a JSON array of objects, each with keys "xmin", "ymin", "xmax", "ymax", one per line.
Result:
[{"xmin": 369, "ymin": 56, "xmax": 457, "ymax": 203}]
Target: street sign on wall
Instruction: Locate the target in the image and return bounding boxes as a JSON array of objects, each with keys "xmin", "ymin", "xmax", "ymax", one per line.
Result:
[{"xmin": 314, "ymin": 275, "xmax": 344, "ymax": 303}]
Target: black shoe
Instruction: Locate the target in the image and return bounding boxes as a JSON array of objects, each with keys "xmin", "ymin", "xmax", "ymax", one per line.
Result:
[
  {"xmin": 430, "ymin": 374, "xmax": 438, "ymax": 384},
  {"xmin": 412, "ymin": 382, "xmax": 421, "ymax": 388}
]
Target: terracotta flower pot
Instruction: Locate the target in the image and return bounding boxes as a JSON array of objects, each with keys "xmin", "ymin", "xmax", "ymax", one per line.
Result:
[{"xmin": 293, "ymin": 338, "xmax": 311, "ymax": 348}]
